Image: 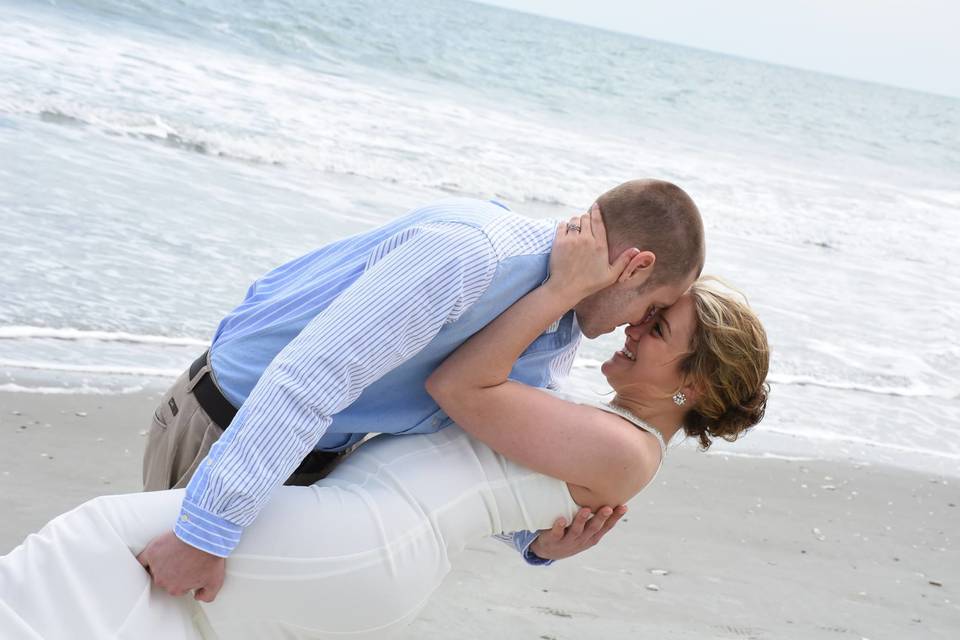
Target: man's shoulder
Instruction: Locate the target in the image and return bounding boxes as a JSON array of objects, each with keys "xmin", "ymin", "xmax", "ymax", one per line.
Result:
[
  {"xmin": 409, "ymin": 197, "xmax": 519, "ymax": 227},
  {"xmin": 481, "ymin": 211, "xmax": 556, "ymax": 260},
  {"xmin": 406, "ymin": 198, "xmax": 554, "ymax": 260}
]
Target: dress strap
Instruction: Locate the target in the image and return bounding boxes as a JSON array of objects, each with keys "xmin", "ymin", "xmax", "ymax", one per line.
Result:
[
  {"xmin": 543, "ymin": 389, "xmax": 669, "ymax": 455},
  {"xmin": 596, "ymin": 402, "xmax": 668, "ymax": 457}
]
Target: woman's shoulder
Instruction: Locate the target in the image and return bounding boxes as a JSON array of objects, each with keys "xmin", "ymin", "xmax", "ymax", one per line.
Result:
[
  {"xmin": 552, "ymin": 392, "xmax": 663, "ymax": 461},
  {"xmin": 567, "ymin": 407, "xmax": 664, "ymax": 507}
]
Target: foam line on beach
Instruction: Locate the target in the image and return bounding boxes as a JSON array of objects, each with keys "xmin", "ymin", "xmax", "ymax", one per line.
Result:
[
  {"xmin": 760, "ymin": 423, "xmax": 960, "ymax": 463},
  {"xmin": 0, "ymin": 383, "xmax": 146, "ymax": 395},
  {"xmin": 703, "ymin": 450, "xmax": 816, "ymax": 462},
  {"xmin": 0, "ymin": 359, "xmax": 181, "ymax": 378},
  {"xmin": 0, "ymin": 326, "xmax": 208, "ymax": 347},
  {"xmin": 765, "ymin": 372, "xmax": 955, "ymax": 399},
  {"xmin": 572, "ymin": 358, "xmax": 953, "ymax": 399}
]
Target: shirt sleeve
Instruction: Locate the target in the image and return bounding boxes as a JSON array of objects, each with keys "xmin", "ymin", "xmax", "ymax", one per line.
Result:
[
  {"xmin": 492, "ymin": 532, "xmax": 554, "ymax": 566},
  {"xmin": 544, "ymin": 329, "xmax": 581, "ymax": 390},
  {"xmin": 175, "ymin": 223, "xmax": 497, "ymax": 557}
]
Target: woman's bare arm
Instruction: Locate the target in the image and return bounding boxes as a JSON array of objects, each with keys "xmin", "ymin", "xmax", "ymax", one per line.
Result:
[
  {"xmin": 426, "ymin": 207, "xmax": 658, "ymax": 506},
  {"xmin": 427, "ymin": 378, "xmax": 658, "ymax": 506}
]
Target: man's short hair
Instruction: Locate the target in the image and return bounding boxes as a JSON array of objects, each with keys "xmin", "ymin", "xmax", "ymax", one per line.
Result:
[{"xmin": 597, "ymin": 179, "xmax": 705, "ymax": 287}]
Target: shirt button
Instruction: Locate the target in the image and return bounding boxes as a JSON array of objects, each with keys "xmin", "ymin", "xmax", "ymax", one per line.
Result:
[{"xmin": 180, "ymin": 515, "xmax": 189, "ymax": 522}]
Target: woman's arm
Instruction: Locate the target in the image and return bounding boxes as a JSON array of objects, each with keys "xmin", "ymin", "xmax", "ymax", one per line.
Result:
[{"xmin": 426, "ymin": 207, "xmax": 658, "ymax": 506}]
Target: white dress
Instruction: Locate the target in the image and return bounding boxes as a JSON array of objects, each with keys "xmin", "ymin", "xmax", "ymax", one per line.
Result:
[{"xmin": 0, "ymin": 407, "xmax": 667, "ymax": 640}]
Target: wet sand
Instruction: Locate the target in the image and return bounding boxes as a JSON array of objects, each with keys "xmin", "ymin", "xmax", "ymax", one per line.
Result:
[{"xmin": 1, "ymin": 390, "xmax": 957, "ymax": 639}]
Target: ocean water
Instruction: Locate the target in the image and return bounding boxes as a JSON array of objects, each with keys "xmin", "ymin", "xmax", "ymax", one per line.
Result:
[{"xmin": 1, "ymin": 0, "xmax": 958, "ymax": 476}]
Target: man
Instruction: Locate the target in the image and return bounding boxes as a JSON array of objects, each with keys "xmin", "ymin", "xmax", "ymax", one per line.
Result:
[{"xmin": 138, "ymin": 178, "xmax": 705, "ymax": 602}]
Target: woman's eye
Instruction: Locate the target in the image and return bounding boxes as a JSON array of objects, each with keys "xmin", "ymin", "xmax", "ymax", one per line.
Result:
[{"xmin": 653, "ymin": 323, "xmax": 663, "ymax": 337}]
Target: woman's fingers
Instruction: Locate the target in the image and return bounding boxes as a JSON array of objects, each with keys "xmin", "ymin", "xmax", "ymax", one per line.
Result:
[
  {"xmin": 612, "ymin": 247, "xmax": 640, "ymax": 280},
  {"xmin": 548, "ymin": 206, "xmax": 625, "ymax": 298},
  {"xmin": 590, "ymin": 203, "xmax": 606, "ymax": 246}
]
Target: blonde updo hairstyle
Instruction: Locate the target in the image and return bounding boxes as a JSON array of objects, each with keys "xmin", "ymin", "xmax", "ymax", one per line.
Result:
[{"xmin": 679, "ymin": 278, "xmax": 770, "ymax": 450}]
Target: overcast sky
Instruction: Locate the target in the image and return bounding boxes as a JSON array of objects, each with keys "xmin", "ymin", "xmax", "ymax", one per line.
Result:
[{"xmin": 477, "ymin": 0, "xmax": 959, "ymax": 98}]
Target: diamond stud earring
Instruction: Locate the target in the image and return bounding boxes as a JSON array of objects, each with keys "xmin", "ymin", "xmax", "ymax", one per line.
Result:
[{"xmin": 672, "ymin": 391, "xmax": 686, "ymax": 406}]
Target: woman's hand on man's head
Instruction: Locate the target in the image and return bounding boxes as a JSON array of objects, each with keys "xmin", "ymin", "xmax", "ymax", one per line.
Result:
[{"xmin": 546, "ymin": 204, "xmax": 640, "ymax": 303}]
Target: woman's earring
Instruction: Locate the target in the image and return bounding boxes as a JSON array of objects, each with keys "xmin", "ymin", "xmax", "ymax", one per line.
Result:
[{"xmin": 672, "ymin": 391, "xmax": 686, "ymax": 406}]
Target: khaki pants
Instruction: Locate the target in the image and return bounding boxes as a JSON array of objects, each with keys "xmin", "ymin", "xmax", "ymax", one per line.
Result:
[{"xmin": 142, "ymin": 358, "xmax": 343, "ymax": 491}]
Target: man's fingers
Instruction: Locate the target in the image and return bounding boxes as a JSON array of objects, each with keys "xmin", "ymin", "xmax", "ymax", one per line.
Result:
[
  {"xmin": 584, "ymin": 507, "xmax": 613, "ymax": 536},
  {"xmin": 549, "ymin": 518, "xmax": 567, "ymax": 539},
  {"xmin": 567, "ymin": 508, "xmax": 591, "ymax": 537},
  {"xmin": 600, "ymin": 509, "xmax": 627, "ymax": 538},
  {"xmin": 136, "ymin": 550, "xmax": 154, "ymax": 577},
  {"xmin": 194, "ymin": 579, "xmax": 223, "ymax": 603},
  {"xmin": 611, "ymin": 505, "xmax": 628, "ymax": 525},
  {"xmin": 591, "ymin": 506, "xmax": 627, "ymax": 542}
]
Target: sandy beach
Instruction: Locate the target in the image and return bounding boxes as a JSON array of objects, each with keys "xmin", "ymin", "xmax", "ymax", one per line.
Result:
[{"xmin": 1, "ymin": 389, "xmax": 956, "ymax": 639}]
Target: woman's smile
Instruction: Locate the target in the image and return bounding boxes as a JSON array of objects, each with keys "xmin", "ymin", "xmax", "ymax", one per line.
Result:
[{"xmin": 617, "ymin": 337, "xmax": 639, "ymax": 362}]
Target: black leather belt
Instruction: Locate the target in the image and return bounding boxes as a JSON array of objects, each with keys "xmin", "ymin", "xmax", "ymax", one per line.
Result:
[
  {"xmin": 189, "ymin": 350, "xmax": 238, "ymax": 430},
  {"xmin": 188, "ymin": 349, "xmax": 342, "ymax": 481}
]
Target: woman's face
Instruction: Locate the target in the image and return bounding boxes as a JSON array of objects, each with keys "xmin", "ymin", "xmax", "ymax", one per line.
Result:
[{"xmin": 600, "ymin": 292, "xmax": 697, "ymax": 400}]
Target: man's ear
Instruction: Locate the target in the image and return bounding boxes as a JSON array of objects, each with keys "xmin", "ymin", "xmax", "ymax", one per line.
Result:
[{"xmin": 617, "ymin": 250, "xmax": 656, "ymax": 283}]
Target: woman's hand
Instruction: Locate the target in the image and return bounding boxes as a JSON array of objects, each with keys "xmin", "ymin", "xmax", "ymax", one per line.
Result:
[{"xmin": 546, "ymin": 203, "xmax": 638, "ymax": 302}]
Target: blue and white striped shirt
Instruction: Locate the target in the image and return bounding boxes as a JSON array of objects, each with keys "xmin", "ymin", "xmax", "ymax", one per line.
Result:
[{"xmin": 175, "ymin": 198, "xmax": 581, "ymax": 561}]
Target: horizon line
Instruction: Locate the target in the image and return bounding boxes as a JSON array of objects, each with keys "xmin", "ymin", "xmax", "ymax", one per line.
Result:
[{"xmin": 469, "ymin": 0, "xmax": 960, "ymax": 101}]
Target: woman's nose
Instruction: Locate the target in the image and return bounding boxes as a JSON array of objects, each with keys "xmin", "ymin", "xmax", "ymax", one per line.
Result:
[{"xmin": 625, "ymin": 323, "xmax": 647, "ymax": 340}]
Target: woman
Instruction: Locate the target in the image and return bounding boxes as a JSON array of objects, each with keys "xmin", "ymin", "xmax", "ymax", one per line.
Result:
[{"xmin": 0, "ymin": 208, "xmax": 769, "ymax": 639}]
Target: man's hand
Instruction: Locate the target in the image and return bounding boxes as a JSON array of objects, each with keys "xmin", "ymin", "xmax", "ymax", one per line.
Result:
[
  {"xmin": 528, "ymin": 505, "xmax": 627, "ymax": 561},
  {"xmin": 136, "ymin": 530, "xmax": 226, "ymax": 602}
]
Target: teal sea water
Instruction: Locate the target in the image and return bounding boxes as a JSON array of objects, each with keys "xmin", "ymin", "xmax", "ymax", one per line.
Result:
[{"xmin": 1, "ymin": 0, "xmax": 958, "ymax": 475}]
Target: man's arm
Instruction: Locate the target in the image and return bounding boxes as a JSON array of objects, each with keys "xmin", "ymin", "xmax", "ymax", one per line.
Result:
[
  {"xmin": 139, "ymin": 223, "xmax": 499, "ymax": 599},
  {"xmin": 180, "ymin": 223, "xmax": 497, "ymax": 553}
]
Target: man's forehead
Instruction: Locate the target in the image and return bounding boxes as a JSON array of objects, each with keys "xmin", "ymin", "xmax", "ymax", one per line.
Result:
[
  {"xmin": 647, "ymin": 285, "xmax": 694, "ymax": 320},
  {"xmin": 651, "ymin": 282, "xmax": 687, "ymax": 307},
  {"xmin": 664, "ymin": 291, "xmax": 694, "ymax": 315}
]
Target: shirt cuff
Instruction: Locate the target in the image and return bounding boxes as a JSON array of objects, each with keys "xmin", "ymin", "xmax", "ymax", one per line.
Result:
[
  {"xmin": 173, "ymin": 500, "xmax": 243, "ymax": 558},
  {"xmin": 514, "ymin": 529, "xmax": 555, "ymax": 567}
]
